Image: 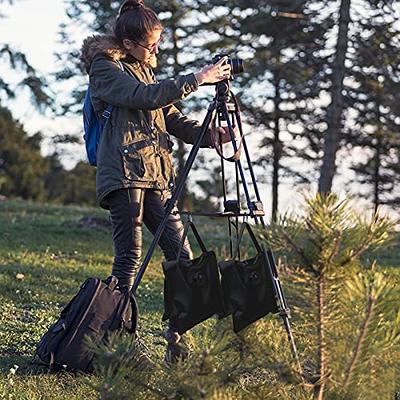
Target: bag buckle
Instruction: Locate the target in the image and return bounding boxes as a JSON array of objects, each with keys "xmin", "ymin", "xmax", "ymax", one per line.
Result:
[{"xmin": 102, "ymin": 109, "xmax": 111, "ymax": 119}]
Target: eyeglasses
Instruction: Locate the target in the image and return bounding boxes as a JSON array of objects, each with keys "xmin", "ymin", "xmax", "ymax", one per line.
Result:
[{"xmin": 130, "ymin": 35, "xmax": 163, "ymax": 53}]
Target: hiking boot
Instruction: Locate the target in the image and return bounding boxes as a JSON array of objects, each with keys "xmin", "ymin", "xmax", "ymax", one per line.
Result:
[{"xmin": 164, "ymin": 328, "xmax": 190, "ymax": 364}]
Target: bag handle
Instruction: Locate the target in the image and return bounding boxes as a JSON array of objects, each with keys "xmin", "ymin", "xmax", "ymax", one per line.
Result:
[
  {"xmin": 233, "ymin": 222, "xmax": 262, "ymax": 260},
  {"xmin": 176, "ymin": 218, "xmax": 208, "ymax": 261}
]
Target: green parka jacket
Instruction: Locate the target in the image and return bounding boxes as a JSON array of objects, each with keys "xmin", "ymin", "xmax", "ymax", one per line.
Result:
[{"xmin": 80, "ymin": 35, "xmax": 212, "ymax": 209}]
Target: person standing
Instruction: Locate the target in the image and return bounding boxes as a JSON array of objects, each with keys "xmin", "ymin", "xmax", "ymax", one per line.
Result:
[{"xmin": 80, "ymin": 0, "xmax": 232, "ymax": 362}]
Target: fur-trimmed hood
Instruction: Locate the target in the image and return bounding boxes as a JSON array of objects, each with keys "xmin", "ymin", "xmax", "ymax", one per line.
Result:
[{"xmin": 80, "ymin": 34, "xmax": 130, "ymax": 73}]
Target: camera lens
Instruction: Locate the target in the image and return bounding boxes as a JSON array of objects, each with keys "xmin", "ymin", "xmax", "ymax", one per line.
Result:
[
  {"xmin": 230, "ymin": 58, "xmax": 244, "ymax": 75},
  {"xmin": 211, "ymin": 53, "xmax": 244, "ymax": 81}
]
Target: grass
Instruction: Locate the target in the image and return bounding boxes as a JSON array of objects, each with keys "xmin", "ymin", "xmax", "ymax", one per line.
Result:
[
  {"xmin": 1, "ymin": 198, "xmax": 399, "ymax": 399},
  {"xmin": 0, "ymin": 198, "xmax": 246, "ymax": 399}
]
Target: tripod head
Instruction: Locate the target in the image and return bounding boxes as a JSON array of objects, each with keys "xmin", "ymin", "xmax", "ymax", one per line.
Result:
[
  {"xmin": 214, "ymin": 79, "xmax": 237, "ymax": 128},
  {"xmin": 216, "ymin": 79, "xmax": 230, "ymax": 99}
]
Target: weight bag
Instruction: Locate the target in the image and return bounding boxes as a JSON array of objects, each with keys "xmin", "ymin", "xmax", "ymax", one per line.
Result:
[
  {"xmin": 219, "ymin": 223, "xmax": 279, "ymax": 332},
  {"xmin": 162, "ymin": 220, "xmax": 226, "ymax": 334}
]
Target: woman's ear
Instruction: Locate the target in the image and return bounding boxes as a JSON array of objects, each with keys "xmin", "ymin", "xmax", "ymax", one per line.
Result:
[{"xmin": 122, "ymin": 38, "xmax": 132, "ymax": 50}]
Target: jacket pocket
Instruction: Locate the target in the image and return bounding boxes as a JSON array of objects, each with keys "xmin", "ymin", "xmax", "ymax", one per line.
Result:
[
  {"xmin": 121, "ymin": 139, "xmax": 156, "ymax": 181},
  {"xmin": 160, "ymin": 153, "xmax": 175, "ymax": 183},
  {"xmin": 123, "ymin": 153, "xmax": 145, "ymax": 179}
]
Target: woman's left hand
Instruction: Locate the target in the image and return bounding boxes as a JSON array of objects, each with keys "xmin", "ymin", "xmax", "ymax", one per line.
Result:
[{"xmin": 212, "ymin": 126, "xmax": 240, "ymax": 144}]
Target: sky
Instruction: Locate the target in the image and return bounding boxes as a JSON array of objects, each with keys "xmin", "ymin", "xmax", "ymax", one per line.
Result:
[
  {"xmin": 0, "ymin": 0, "xmax": 394, "ymax": 220},
  {"xmin": 0, "ymin": 0, "xmax": 65, "ymax": 73},
  {"xmin": 0, "ymin": 0, "xmax": 92, "ymax": 166}
]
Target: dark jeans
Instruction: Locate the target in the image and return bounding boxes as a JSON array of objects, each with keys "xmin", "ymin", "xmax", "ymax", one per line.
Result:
[{"xmin": 103, "ymin": 188, "xmax": 192, "ymax": 289}]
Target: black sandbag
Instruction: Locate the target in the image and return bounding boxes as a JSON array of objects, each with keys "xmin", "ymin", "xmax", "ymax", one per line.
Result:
[
  {"xmin": 219, "ymin": 250, "xmax": 279, "ymax": 332},
  {"xmin": 162, "ymin": 221, "xmax": 226, "ymax": 334}
]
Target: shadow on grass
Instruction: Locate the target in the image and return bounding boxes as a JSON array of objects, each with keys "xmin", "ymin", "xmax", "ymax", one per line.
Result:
[{"xmin": 0, "ymin": 354, "xmax": 47, "ymax": 376}]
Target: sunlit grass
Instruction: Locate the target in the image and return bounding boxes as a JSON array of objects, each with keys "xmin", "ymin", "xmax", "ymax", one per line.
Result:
[
  {"xmin": 0, "ymin": 198, "xmax": 236, "ymax": 399},
  {"xmin": 1, "ymin": 198, "xmax": 399, "ymax": 399}
]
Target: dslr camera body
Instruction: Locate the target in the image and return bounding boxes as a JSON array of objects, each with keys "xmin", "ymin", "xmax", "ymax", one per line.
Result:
[{"xmin": 212, "ymin": 53, "xmax": 244, "ymax": 80}]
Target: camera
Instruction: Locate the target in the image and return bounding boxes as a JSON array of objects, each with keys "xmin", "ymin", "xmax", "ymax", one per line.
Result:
[{"xmin": 212, "ymin": 53, "xmax": 244, "ymax": 79}]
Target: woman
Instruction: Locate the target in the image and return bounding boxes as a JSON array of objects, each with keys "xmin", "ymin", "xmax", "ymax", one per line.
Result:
[{"xmin": 80, "ymin": 0, "xmax": 232, "ymax": 362}]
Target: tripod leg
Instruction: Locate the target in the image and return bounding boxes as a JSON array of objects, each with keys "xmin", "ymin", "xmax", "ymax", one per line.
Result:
[
  {"xmin": 283, "ymin": 315, "xmax": 302, "ymax": 373},
  {"xmin": 231, "ymin": 96, "xmax": 264, "ymax": 212},
  {"xmin": 219, "ymin": 103, "xmax": 258, "ymax": 223},
  {"xmin": 131, "ymin": 102, "xmax": 217, "ymax": 294},
  {"xmin": 265, "ymin": 249, "xmax": 302, "ymax": 374},
  {"xmin": 220, "ymin": 96, "xmax": 302, "ymax": 372}
]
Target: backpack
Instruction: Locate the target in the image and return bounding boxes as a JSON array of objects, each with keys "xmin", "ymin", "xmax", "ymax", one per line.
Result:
[
  {"xmin": 83, "ymin": 61, "xmax": 124, "ymax": 166},
  {"xmin": 35, "ymin": 276, "xmax": 138, "ymax": 373}
]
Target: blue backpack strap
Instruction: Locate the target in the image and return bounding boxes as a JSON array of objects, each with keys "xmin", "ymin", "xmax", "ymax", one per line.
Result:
[
  {"xmin": 83, "ymin": 61, "xmax": 126, "ymax": 166},
  {"xmin": 102, "ymin": 105, "xmax": 113, "ymax": 119}
]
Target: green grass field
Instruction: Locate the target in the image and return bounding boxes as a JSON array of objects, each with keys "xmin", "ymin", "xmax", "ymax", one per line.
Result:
[
  {"xmin": 1, "ymin": 199, "xmax": 399, "ymax": 399},
  {"xmin": 0, "ymin": 199, "xmax": 245, "ymax": 399}
]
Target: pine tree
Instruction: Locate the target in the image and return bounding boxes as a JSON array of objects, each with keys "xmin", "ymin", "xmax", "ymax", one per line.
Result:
[
  {"xmin": 0, "ymin": 1, "xmax": 51, "ymax": 108},
  {"xmin": 318, "ymin": 0, "xmax": 351, "ymax": 194},
  {"xmin": 90, "ymin": 194, "xmax": 399, "ymax": 399},
  {"xmin": 0, "ymin": 1, "xmax": 53, "ymax": 199},
  {"xmin": 345, "ymin": 1, "xmax": 400, "ymax": 210},
  {"xmin": 263, "ymin": 193, "xmax": 399, "ymax": 399},
  {"xmin": 0, "ymin": 107, "xmax": 49, "ymax": 200},
  {"xmin": 185, "ymin": 0, "xmax": 334, "ymax": 221}
]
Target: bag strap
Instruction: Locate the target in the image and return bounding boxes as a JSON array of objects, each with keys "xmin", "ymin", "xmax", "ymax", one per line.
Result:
[
  {"xmin": 233, "ymin": 222, "xmax": 262, "ymax": 260},
  {"xmin": 176, "ymin": 218, "xmax": 208, "ymax": 261},
  {"xmin": 105, "ymin": 275, "xmax": 118, "ymax": 290},
  {"xmin": 128, "ymin": 291, "xmax": 139, "ymax": 333}
]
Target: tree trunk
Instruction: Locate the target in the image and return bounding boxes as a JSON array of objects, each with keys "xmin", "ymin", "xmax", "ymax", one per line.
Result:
[
  {"xmin": 373, "ymin": 103, "xmax": 382, "ymax": 213},
  {"xmin": 373, "ymin": 135, "xmax": 382, "ymax": 213},
  {"xmin": 272, "ymin": 71, "xmax": 282, "ymax": 223},
  {"xmin": 318, "ymin": 0, "xmax": 351, "ymax": 194},
  {"xmin": 314, "ymin": 274, "xmax": 327, "ymax": 400}
]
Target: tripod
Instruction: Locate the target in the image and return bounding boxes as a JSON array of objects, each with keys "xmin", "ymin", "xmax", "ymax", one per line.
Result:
[{"xmin": 131, "ymin": 79, "xmax": 300, "ymax": 368}]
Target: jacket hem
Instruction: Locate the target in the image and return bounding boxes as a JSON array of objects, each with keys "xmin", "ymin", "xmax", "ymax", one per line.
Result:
[{"xmin": 97, "ymin": 181, "xmax": 170, "ymax": 209}]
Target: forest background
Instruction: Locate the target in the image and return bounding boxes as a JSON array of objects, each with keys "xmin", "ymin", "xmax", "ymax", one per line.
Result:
[
  {"xmin": 1, "ymin": 2, "xmax": 400, "ymax": 399},
  {"xmin": 1, "ymin": 0, "xmax": 400, "ymax": 220}
]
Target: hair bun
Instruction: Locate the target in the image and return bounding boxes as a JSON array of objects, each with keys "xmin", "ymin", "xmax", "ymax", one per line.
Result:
[{"xmin": 118, "ymin": 0, "xmax": 144, "ymax": 17}]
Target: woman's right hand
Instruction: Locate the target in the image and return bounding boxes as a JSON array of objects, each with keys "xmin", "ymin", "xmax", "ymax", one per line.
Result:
[{"xmin": 194, "ymin": 56, "xmax": 232, "ymax": 85}]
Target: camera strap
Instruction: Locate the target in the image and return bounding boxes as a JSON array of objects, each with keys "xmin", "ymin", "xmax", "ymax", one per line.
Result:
[{"xmin": 211, "ymin": 101, "xmax": 243, "ymax": 162}]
